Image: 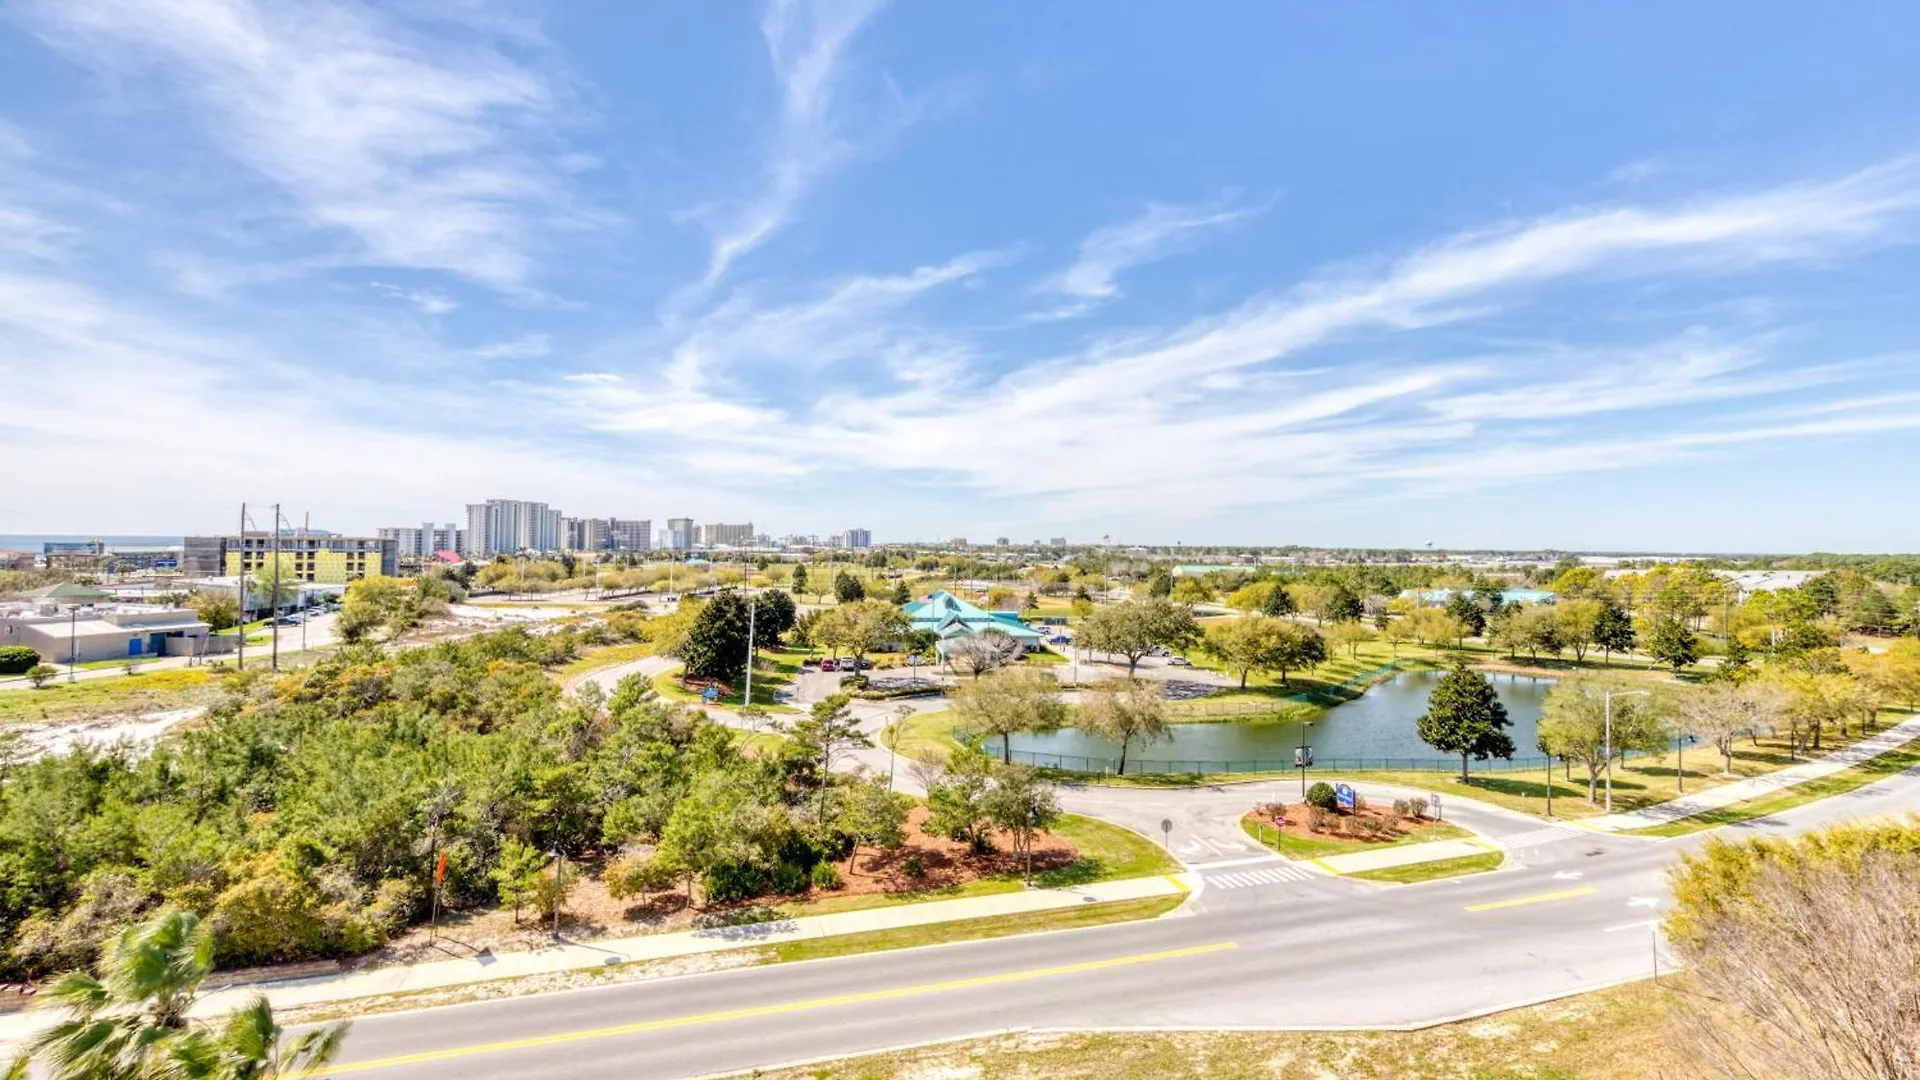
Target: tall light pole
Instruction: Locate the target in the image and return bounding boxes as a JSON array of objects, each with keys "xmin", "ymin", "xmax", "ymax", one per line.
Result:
[
  {"xmin": 1296, "ymin": 718, "xmax": 1313, "ymax": 799},
  {"xmin": 67, "ymin": 607, "xmax": 77, "ymax": 682},
  {"xmin": 548, "ymin": 845, "xmax": 565, "ymax": 941},
  {"xmin": 742, "ymin": 591, "xmax": 757, "ymax": 709},
  {"xmin": 1604, "ymin": 689, "xmax": 1651, "ymax": 813}
]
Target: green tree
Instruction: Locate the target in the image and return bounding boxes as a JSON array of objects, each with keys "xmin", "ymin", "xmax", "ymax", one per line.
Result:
[
  {"xmin": 790, "ymin": 563, "xmax": 809, "ymax": 599},
  {"xmin": 1415, "ymin": 664, "xmax": 1515, "ymax": 782},
  {"xmin": 1321, "ymin": 582, "xmax": 1364, "ymax": 624},
  {"xmin": 1261, "ymin": 582, "xmax": 1296, "ymax": 618},
  {"xmin": 1077, "ymin": 678, "xmax": 1171, "ymax": 776},
  {"xmin": 1536, "ymin": 682, "xmax": 1668, "ymax": 803},
  {"xmin": 889, "ymin": 580, "xmax": 912, "ymax": 606},
  {"xmin": 26, "ymin": 663, "xmax": 58, "ymax": 688},
  {"xmin": 949, "ymin": 667, "xmax": 1066, "ymax": 762},
  {"xmin": 925, "ymin": 747, "xmax": 996, "ymax": 852},
  {"xmin": 1552, "ymin": 598, "xmax": 1605, "ymax": 663},
  {"xmin": 1077, "ymin": 599, "xmax": 1199, "ymax": 676},
  {"xmin": 1646, "ymin": 615, "xmax": 1699, "ymax": 672},
  {"xmin": 785, "ymin": 695, "xmax": 871, "ymax": 816},
  {"xmin": 1592, "ymin": 599, "xmax": 1635, "ymax": 663},
  {"xmin": 809, "ymin": 600, "xmax": 910, "ymax": 671},
  {"xmin": 750, "ymin": 589, "xmax": 798, "ymax": 647},
  {"xmin": 981, "ymin": 765, "xmax": 1061, "ymax": 878},
  {"xmin": 5, "ymin": 909, "xmax": 346, "ymax": 1080},
  {"xmin": 187, "ymin": 593, "xmax": 240, "ymax": 633},
  {"xmin": 677, "ymin": 589, "xmax": 753, "ymax": 685},
  {"xmin": 1168, "ymin": 578, "xmax": 1212, "ymax": 607},
  {"xmin": 1443, "ymin": 591, "xmax": 1486, "ymax": 637},
  {"xmin": 838, "ymin": 778, "xmax": 911, "ymax": 872},
  {"xmin": 833, "ymin": 571, "xmax": 866, "ymax": 603},
  {"xmin": 489, "ymin": 838, "xmax": 547, "ymax": 925},
  {"xmin": 1199, "ymin": 617, "xmax": 1326, "ymax": 688}
]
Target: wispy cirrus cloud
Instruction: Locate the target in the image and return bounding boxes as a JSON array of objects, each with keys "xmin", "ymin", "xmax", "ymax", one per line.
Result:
[
  {"xmin": 1034, "ymin": 195, "xmax": 1269, "ymax": 318},
  {"xmin": 21, "ymin": 0, "xmax": 581, "ymax": 290},
  {"xmin": 475, "ymin": 333, "xmax": 552, "ymax": 360},
  {"xmin": 684, "ymin": 0, "xmax": 893, "ymax": 295}
]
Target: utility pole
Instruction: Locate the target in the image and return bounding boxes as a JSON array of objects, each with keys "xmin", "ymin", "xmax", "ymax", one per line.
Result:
[
  {"xmin": 743, "ymin": 592, "xmax": 757, "ymax": 709},
  {"xmin": 270, "ymin": 503, "xmax": 282, "ymax": 671},
  {"xmin": 67, "ymin": 607, "xmax": 77, "ymax": 682},
  {"xmin": 549, "ymin": 846, "xmax": 565, "ymax": 940},
  {"xmin": 236, "ymin": 502, "xmax": 248, "ymax": 671}
]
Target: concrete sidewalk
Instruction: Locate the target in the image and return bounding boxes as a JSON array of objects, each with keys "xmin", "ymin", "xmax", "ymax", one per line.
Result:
[
  {"xmin": 0, "ymin": 875, "xmax": 1184, "ymax": 1045},
  {"xmin": 1583, "ymin": 713, "xmax": 1920, "ymax": 832},
  {"xmin": 1313, "ymin": 838, "xmax": 1500, "ymax": 875}
]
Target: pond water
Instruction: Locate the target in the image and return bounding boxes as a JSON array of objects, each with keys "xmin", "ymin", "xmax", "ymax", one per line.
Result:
[{"xmin": 1006, "ymin": 670, "xmax": 1555, "ymax": 773}]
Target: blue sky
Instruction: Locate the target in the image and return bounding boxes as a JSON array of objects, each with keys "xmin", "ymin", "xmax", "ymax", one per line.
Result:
[{"xmin": 4, "ymin": 1, "xmax": 1920, "ymax": 550}]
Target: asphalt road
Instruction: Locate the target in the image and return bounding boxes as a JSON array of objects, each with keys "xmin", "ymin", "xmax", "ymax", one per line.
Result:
[{"xmin": 314, "ymin": 751, "xmax": 1920, "ymax": 1080}]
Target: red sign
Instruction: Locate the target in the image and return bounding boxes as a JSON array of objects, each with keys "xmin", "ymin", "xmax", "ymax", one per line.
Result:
[{"xmin": 433, "ymin": 851, "xmax": 448, "ymax": 886}]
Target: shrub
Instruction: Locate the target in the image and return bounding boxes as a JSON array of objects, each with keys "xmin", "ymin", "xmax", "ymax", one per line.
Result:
[
  {"xmin": 1382, "ymin": 810, "xmax": 1404, "ymax": 834},
  {"xmin": 903, "ymin": 853, "xmax": 926, "ymax": 878},
  {"xmin": 701, "ymin": 863, "xmax": 764, "ymax": 905},
  {"xmin": 1255, "ymin": 801, "xmax": 1288, "ymax": 821},
  {"xmin": 1307, "ymin": 806, "xmax": 1332, "ymax": 832},
  {"xmin": 1404, "ymin": 799, "xmax": 1427, "ymax": 820},
  {"xmin": 0, "ymin": 646, "xmax": 39, "ymax": 675},
  {"xmin": 1305, "ymin": 782, "xmax": 1338, "ymax": 811},
  {"xmin": 1352, "ymin": 793, "xmax": 1369, "ymax": 813},
  {"xmin": 26, "ymin": 664, "xmax": 58, "ymax": 688},
  {"xmin": 770, "ymin": 861, "xmax": 809, "ymax": 895},
  {"xmin": 809, "ymin": 862, "xmax": 843, "ymax": 890}
]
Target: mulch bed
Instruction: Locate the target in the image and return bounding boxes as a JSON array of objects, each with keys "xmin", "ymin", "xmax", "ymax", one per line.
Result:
[{"xmin": 1247, "ymin": 801, "xmax": 1436, "ymax": 844}]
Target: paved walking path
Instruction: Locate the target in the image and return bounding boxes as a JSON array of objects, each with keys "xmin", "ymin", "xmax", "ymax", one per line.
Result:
[
  {"xmin": 1314, "ymin": 837, "xmax": 1499, "ymax": 875},
  {"xmin": 0, "ymin": 875, "xmax": 1184, "ymax": 1045},
  {"xmin": 1582, "ymin": 713, "xmax": 1920, "ymax": 832}
]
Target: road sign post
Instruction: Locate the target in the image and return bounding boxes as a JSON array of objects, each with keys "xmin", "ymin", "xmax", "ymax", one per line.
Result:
[
  {"xmin": 1428, "ymin": 792, "xmax": 1443, "ymax": 821},
  {"xmin": 1160, "ymin": 818, "xmax": 1172, "ymax": 850},
  {"xmin": 1334, "ymin": 782, "xmax": 1355, "ymax": 811}
]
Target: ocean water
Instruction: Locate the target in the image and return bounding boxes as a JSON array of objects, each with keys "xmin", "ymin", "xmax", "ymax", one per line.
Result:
[{"xmin": 0, "ymin": 535, "xmax": 183, "ymax": 552}]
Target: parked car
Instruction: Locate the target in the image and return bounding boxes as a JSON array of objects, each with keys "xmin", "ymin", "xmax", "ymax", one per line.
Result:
[
  {"xmin": 852, "ymin": 657, "xmax": 873, "ymax": 669},
  {"xmin": 1168, "ymin": 656, "xmax": 1192, "ymax": 666},
  {"xmin": 818, "ymin": 658, "xmax": 837, "ymax": 672},
  {"xmin": 1047, "ymin": 635, "xmax": 1071, "ymax": 645},
  {"xmin": 1147, "ymin": 646, "xmax": 1172, "ymax": 657}
]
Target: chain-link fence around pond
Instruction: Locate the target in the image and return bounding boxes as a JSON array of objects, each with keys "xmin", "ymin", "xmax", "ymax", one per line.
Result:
[{"xmin": 998, "ymin": 747, "xmax": 1666, "ymax": 777}]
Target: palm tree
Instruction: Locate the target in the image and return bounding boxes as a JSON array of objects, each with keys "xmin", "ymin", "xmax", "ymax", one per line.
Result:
[{"xmin": 5, "ymin": 909, "xmax": 346, "ymax": 1080}]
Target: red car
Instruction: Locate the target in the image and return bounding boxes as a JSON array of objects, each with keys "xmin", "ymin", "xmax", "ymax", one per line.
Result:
[{"xmin": 818, "ymin": 658, "xmax": 837, "ymax": 672}]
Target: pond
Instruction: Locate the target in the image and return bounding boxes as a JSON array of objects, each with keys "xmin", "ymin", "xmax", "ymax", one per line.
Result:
[{"xmin": 1005, "ymin": 670, "xmax": 1555, "ymax": 773}]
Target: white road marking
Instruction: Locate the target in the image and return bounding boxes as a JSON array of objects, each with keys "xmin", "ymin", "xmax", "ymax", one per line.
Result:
[
  {"xmin": 1603, "ymin": 919, "xmax": 1662, "ymax": 933},
  {"xmin": 1205, "ymin": 863, "xmax": 1316, "ymax": 887},
  {"xmin": 1551, "ymin": 871, "xmax": 1584, "ymax": 880},
  {"xmin": 1627, "ymin": 896, "xmax": 1661, "ymax": 909},
  {"xmin": 1499, "ymin": 825, "xmax": 1589, "ymax": 851}
]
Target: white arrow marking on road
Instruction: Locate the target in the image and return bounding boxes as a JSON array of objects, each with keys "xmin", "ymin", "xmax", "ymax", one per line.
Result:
[
  {"xmin": 1627, "ymin": 896, "xmax": 1660, "ymax": 909},
  {"xmin": 1552, "ymin": 871, "xmax": 1583, "ymax": 880}
]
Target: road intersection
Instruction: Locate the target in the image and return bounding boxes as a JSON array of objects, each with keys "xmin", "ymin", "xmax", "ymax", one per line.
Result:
[{"xmin": 310, "ymin": 733, "xmax": 1920, "ymax": 1080}]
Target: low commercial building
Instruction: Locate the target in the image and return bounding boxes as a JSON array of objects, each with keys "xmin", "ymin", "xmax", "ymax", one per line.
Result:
[
  {"xmin": 0, "ymin": 604, "xmax": 212, "ymax": 663},
  {"xmin": 902, "ymin": 590, "xmax": 1046, "ymax": 655}
]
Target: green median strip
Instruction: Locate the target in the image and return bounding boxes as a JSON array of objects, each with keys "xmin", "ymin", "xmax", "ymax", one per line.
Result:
[
  {"xmin": 1348, "ymin": 852, "xmax": 1504, "ymax": 885},
  {"xmin": 766, "ymin": 895, "xmax": 1187, "ymax": 964},
  {"xmin": 1625, "ymin": 735, "xmax": 1920, "ymax": 838}
]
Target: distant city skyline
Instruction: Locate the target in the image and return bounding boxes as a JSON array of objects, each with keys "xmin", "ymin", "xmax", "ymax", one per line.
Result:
[{"xmin": 5, "ymin": 5, "xmax": 1920, "ymax": 549}]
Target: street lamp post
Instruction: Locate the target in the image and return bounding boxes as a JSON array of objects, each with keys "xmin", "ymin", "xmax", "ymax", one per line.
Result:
[
  {"xmin": 548, "ymin": 845, "xmax": 565, "ymax": 941},
  {"xmin": 68, "ymin": 607, "xmax": 77, "ymax": 682},
  {"xmin": 1604, "ymin": 689, "xmax": 1651, "ymax": 813},
  {"xmin": 1296, "ymin": 718, "xmax": 1313, "ymax": 799}
]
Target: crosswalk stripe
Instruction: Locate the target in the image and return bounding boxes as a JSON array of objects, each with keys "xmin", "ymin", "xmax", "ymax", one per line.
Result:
[{"xmin": 1202, "ymin": 862, "xmax": 1315, "ymax": 888}]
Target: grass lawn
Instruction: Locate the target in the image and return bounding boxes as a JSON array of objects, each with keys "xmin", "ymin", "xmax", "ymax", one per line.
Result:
[
  {"xmin": 1627, "ymin": 734, "xmax": 1920, "ymax": 838},
  {"xmin": 652, "ymin": 648, "xmax": 807, "ymax": 713},
  {"xmin": 553, "ymin": 642, "xmax": 653, "ymax": 682},
  {"xmin": 1343, "ymin": 712, "xmax": 1911, "ymax": 821},
  {"xmin": 1032, "ymin": 813, "xmax": 1181, "ymax": 885},
  {"xmin": 1348, "ymin": 851, "xmax": 1504, "ymax": 884},
  {"xmin": 766, "ymin": 895, "xmax": 1184, "ymax": 964},
  {"xmin": 212, "ymin": 617, "xmax": 273, "ymax": 637},
  {"xmin": 1238, "ymin": 814, "xmax": 1470, "ymax": 859},
  {"xmin": 0, "ymin": 668, "xmax": 218, "ymax": 725},
  {"xmin": 881, "ymin": 709, "xmax": 962, "ymax": 759},
  {"xmin": 742, "ymin": 979, "xmax": 1710, "ymax": 1080}
]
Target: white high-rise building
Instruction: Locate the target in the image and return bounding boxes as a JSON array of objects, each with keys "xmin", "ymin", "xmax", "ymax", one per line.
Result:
[
  {"xmin": 465, "ymin": 500, "xmax": 563, "ymax": 556},
  {"xmin": 664, "ymin": 517, "xmax": 694, "ymax": 551},
  {"xmin": 377, "ymin": 522, "xmax": 467, "ymax": 558},
  {"xmin": 845, "ymin": 528, "xmax": 872, "ymax": 548},
  {"xmin": 697, "ymin": 522, "xmax": 755, "ymax": 548}
]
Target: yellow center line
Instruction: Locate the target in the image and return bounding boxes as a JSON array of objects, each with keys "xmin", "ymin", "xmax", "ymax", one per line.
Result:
[
  {"xmin": 321, "ymin": 941, "xmax": 1238, "ymax": 1075},
  {"xmin": 1464, "ymin": 887, "xmax": 1597, "ymax": 913}
]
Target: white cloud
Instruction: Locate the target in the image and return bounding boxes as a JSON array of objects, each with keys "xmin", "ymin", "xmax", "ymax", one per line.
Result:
[
  {"xmin": 687, "ymin": 0, "xmax": 891, "ymax": 294},
  {"xmin": 559, "ymin": 155, "xmax": 1920, "ymax": 518},
  {"xmin": 1041, "ymin": 196, "xmax": 1267, "ymax": 305},
  {"xmin": 1605, "ymin": 159, "xmax": 1663, "ymax": 186},
  {"xmin": 24, "ymin": 0, "xmax": 578, "ymax": 289},
  {"xmin": 475, "ymin": 333, "xmax": 552, "ymax": 359},
  {"xmin": 371, "ymin": 282, "xmax": 457, "ymax": 314}
]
